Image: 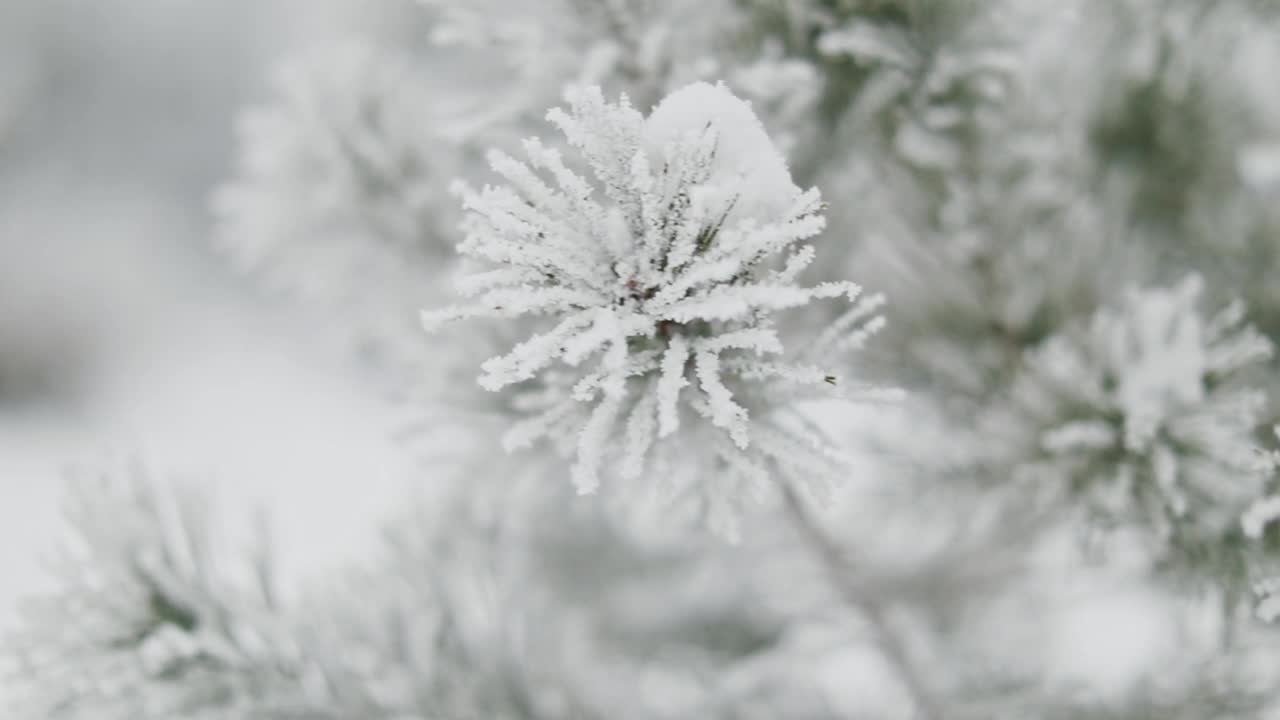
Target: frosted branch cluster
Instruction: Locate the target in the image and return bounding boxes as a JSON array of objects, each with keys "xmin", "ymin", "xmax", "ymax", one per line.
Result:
[
  {"xmin": 7, "ymin": 467, "xmax": 299, "ymax": 719},
  {"xmin": 424, "ymin": 82, "xmax": 884, "ymax": 515},
  {"xmin": 1014, "ymin": 276, "xmax": 1273, "ymax": 553},
  {"xmin": 214, "ymin": 44, "xmax": 451, "ymax": 324}
]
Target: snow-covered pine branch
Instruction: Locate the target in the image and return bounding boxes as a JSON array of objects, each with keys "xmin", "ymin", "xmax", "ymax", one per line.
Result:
[
  {"xmin": 213, "ymin": 42, "xmax": 457, "ymax": 368},
  {"xmin": 423, "ymin": 82, "xmax": 885, "ymax": 537},
  {"xmin": 1007, "ymin": 275, "xmax": 1274, "ymax": 572},
  {"xmin": 1239, "ymin": 429, "xmax": 1280, "ymax": 623},
  {"xmin": 5, "ymin": 463, "xmax": 303, "ymax": 719}
]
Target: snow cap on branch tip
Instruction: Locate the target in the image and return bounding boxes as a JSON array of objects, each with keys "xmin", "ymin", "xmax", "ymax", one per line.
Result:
[{"xmin": 642, "ymin": 81, "xmax": 801, "ymax": 228}]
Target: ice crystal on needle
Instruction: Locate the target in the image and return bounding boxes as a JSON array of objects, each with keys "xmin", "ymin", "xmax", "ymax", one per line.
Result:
[{"xmin": 423, "ymin": 82, "xmax": 883, "ymax": 503}]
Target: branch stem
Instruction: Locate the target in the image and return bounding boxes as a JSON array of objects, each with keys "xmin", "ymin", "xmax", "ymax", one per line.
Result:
[{"xmin": 776, "ymin": 479, "xmax": 940, "ymax": 720}]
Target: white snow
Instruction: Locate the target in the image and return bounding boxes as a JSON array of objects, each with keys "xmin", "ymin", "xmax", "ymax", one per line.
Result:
[{"xmin": 642, "ymin": 82, "xmax": 801, "ymax": 227}]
